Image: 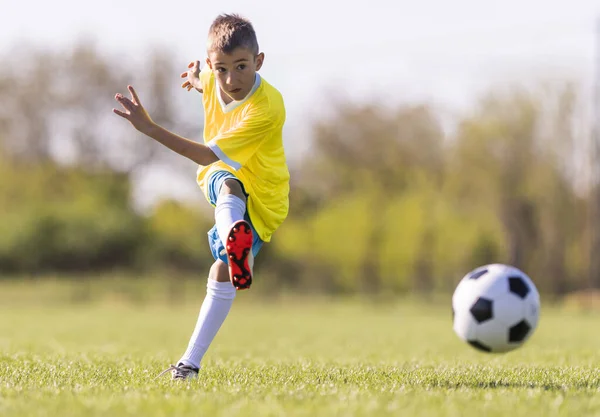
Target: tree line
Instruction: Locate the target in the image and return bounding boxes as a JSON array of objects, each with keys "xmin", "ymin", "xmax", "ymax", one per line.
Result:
[{"xmin": 0, "ymin": 42, "xmax": 596, "ymax": 296}]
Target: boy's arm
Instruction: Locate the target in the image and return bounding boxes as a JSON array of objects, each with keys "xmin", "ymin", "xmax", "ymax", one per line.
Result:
[
  {"xmin": 145, "ymin": 124, "xmax": 218, "ymax": 165},
  {"xmin": 113, "ymin": 85, "xmax": 218, "ymax": 166}
]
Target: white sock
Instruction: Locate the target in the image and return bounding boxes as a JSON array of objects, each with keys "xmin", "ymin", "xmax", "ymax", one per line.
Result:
[
  {"xmin": 178, "ymin": 279, "xmax": 236, "ymax": 369},
  {"xmin": 214, "ymin": 194, "xmax": 246, "ymax": 247}
]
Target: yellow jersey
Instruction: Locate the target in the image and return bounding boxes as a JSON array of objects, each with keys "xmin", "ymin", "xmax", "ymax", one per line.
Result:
[{"xmin": 196, "ymin": 65, "xmax": 290, "ymax": 243}]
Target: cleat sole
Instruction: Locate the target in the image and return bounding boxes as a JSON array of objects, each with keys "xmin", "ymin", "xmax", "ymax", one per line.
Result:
[{"xmin": 226, "ymin": 220, "xmax": 253, "ymax": 290}]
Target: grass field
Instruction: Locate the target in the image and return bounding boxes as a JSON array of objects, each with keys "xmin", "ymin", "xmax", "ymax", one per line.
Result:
[{"xmin": 0, "ymin": 283, "xmax": 599, "ymax": 417}]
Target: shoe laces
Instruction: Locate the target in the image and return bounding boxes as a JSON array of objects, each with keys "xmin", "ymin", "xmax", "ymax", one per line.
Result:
[{"xmin": 156, "ymin": 363, "xmax": 198, "ymax": 380}]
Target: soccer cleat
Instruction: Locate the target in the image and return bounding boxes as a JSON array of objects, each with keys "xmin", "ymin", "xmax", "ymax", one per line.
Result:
[
  {"xmin": 226, "ymin": 220, "xmax": 254, "ymax": 290},
  {"xmin": 156, "ymin": 363, "xmax": 199, "ymax": 381}
]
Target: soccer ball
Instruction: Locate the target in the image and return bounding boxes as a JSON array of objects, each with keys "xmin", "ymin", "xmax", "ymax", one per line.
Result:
[{"xmin": 452, "ymin": 263, "xmax": 540, "ymax": 353}]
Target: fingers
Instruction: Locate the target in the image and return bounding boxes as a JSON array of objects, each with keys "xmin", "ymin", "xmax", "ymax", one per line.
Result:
[
  {"xmin": 181, "ymin": 71, "xmax": 188, "ymax": 78},
  {"xmin": 115, "ymin": 93, "xmax": 134, "ymax": 112},
  {"xmin": 188, "ymin": 61, "xmax": 194, "ymax": 68},
  {"xmin": 128, "ymin": 85, "xmax": 141, "ymax": 105},
  {"xmin": 112, "ymin": 108, "xmax": 129, "ymax": 118},
  {"xmin": 181, "ymin": 80, "xmax": 190, "ymax": 88},
  {"xmin": 116, "ymin": 93, "xmax": 133, "ymax": 110}
]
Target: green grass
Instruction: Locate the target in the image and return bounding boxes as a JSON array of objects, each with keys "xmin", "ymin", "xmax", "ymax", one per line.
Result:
[{"xmin": 0, "ymin": 290, "xmax": 599, "ymax": 417}]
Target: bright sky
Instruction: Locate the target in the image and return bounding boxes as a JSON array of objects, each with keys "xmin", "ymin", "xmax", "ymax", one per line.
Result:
[{"xmin": 2, "ymin": 0, "xmax": 599, "ymax": 204}]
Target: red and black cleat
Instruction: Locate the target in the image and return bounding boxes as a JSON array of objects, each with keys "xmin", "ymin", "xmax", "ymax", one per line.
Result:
[{"xmin": 226, "ymin": 220, "xmax": 253, "ymax": 290}]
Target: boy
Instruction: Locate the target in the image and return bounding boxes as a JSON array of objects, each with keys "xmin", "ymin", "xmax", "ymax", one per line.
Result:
[{"xmin": 113, "ymin": 14, "xmax": 290, "ymax": 380}]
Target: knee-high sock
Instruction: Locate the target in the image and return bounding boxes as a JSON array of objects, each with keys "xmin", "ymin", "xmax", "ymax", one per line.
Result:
[
  {"xmin": 178, "ymin": 279, "xmax": 236, "ymax": 368},
  {"xmin": 214, "ymin": 194, "xmax": 246, "ymax": 247}
]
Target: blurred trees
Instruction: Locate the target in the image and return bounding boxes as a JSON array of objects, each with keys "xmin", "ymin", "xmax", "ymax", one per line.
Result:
[
  {"xmin": 0, "ymin": 43, "xmax": 594, "ymax": 296},
  {"xmin": 0, "ymin": 42, "xmax": 212, "ymax": 274},
  {"xmin": 276, "ymin": 85, "xmax": 590, "ymax": 296}
]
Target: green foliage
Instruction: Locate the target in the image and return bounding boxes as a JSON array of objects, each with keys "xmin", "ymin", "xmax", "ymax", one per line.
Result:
[
  {"xmin": 0, "ymin": 160, "xmax": 217, "ymax": 274},
  {"xmin": 272, "ymin": 85, "xmax": 589, "ymax": 295},
  {"xmin": 0, "ymin": 44, "xmax": 594, "ymax": 294},
  {"xmin": 0, "ymin": 162, "xmax": 143, "ymax": 272},
  {"xmin": 142, "ymin": 199, "xmax": 214, "ymax": 270}
]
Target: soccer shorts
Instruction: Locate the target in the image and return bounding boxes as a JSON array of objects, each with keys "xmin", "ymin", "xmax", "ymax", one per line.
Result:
[{"xmin": 206, "ymin": 170, "xmax": 264, "ymax": 264}]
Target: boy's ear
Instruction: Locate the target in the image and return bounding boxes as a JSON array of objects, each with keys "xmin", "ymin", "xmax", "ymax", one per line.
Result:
[
  {"xmin": 255, "ymin": 53, "xmax": 265, "ymax": 71},
  {"xmin": 206, "ymin": 57, "xmax": 212, "ymax": 70}
]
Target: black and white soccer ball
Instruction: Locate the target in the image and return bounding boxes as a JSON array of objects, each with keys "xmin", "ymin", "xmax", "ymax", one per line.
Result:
[{"xmin": 452, "ymin": 263, "xmax": 540, "ymax": 353}]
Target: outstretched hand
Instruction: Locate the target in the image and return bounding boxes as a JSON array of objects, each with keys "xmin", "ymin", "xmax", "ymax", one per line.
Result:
[
  {"xmin": 181, "ymin": 61, "xmax": 203, "ymax": 93},
  {"xmin": 113, "ymin": 86, "xmax": 155, "ymax": 133}
]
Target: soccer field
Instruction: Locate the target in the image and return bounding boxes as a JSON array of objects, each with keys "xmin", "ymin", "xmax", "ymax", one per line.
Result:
[{"xmin": 0, "ymin": 295, "xmax": 599, "ymax": 417}]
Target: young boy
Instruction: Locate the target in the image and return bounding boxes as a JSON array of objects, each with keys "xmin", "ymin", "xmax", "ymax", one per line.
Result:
[{"xmin": 113, "ymin": 14, "xmax": 289, "ymax": 380}]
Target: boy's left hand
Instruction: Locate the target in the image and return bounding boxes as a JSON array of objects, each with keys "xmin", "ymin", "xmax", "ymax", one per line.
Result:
[
  {"xmin": 181, "ymin": 60, "xmax": 203, "ymax": 93},
  {"xmin": 113, "ymin": 86, "xmax": 155, "ymax": 133}
]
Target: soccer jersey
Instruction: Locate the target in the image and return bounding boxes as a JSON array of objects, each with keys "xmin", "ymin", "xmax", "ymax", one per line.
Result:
[{"xmin": 196, "ymin": 65, "xmax": 290, "ymax": 243}]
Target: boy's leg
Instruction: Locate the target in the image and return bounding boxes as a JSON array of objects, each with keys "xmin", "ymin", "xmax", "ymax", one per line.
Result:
[
  {"xmin": 175, "ymin": 260, "xmax": 235, "ymax": 377},
  {"xmin": 161, "ymin": 175, "xmax": 260, "ymax": 380},
  {"xmin": 214, "ymin": 179, "xmax": 254, "ymax": 290},
  {"xmin": 214, "ymin": 179, "xmax": 246, "ymax": 248}
]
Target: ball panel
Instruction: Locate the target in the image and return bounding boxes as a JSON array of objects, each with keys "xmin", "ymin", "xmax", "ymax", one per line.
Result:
[
  {"xmin": 475, "ymin": 319, "xmax": 516, "ymax": 353},
  {"xmin": 453, "ymin": 309, "xmax": 478, "ymax": 341},
  {"xmin": 468, "ymin": 340, "xmax": 492, "ymax": 352},
  {"xmin": 469, "ymin": 297, "xmax": 493, "ymax": 323},
  {"xmin": 492, "ymin": 293, "xmax": 526, "ymax": 326},
  {"xmin": 475, "ymin": 269, "xmax": 509, "ymax": 299},
  {"xmin": 508, "ymin": 276, "xmax": 530, "ymax": 299},
  {"xmin": 468, "ymin": 268, "xmax": 489, "ymax": 280},
  {"xmin": 524, "ymin": 292, "xmax": 540, "ymax": 332},
  {"xmin": 522, "ymin": 273, "xmax": 540, "ymax": 331},
  {"xmin": 508, "ymin": 320, "xmax": 531, "ymax": 343},
  {"xmin": 452, "ymin": 279, "xmax": 480, "ymax": 317}
]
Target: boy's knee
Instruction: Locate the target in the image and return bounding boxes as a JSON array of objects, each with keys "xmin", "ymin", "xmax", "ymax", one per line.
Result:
[
  {"xmin": 208, "ymin": 260, "xmax": 230, "ymax": 283},
  {"xmin": 219, "ymin": 179, "xmax": 245, "ymax": 201}
]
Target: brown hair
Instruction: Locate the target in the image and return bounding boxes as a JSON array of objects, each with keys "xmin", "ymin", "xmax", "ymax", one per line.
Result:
[{"xmin": 207, "ymin": 14, "xmax": 259, "ymax": 55}]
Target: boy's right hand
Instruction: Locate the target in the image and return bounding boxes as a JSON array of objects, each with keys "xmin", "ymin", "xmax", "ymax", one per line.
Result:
[
  {"xmin": 181, "ymin": 61, "xmax": 203, "ymax": 93},
  {"xmin": 113, "ymin": 85, "xmax": 155, "ymax": 134}
]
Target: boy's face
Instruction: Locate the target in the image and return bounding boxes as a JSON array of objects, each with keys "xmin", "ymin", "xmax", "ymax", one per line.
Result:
[{"xmin": 207, "ymin": 47, "xmax": 264, "ymax": 101}]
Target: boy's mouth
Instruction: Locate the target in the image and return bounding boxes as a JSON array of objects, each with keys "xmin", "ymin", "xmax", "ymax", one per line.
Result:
[{"xmin": 229, "ymin": 88, "xmax": 242, "ymax": 94}]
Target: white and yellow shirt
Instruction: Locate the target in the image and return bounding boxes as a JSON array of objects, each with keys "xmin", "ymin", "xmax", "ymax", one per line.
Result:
[{"xmin": 196, "ymin": 65, "xmax": 290, "ymax": 243}]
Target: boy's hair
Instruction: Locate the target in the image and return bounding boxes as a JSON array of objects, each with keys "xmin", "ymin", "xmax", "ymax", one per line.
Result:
[{"xmin": 207, "ymin": 14, "xmax": 259, "ymax": 55}]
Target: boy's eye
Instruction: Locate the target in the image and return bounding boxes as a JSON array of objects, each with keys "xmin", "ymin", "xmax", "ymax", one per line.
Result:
[
  {"xmin": 216, "ymin": 67, "xmax": 226, "ymax": 73},
  {"xmin": 237, "ymin": 64, "xmax": 246, "ymax": 70}
]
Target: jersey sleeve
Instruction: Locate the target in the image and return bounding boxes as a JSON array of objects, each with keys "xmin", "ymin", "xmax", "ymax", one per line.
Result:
[
  {"xmin": 199, "ymin": 65, "xmax": 212, "ymax": 91},
  {"xmin": 206, "ymin": 105, "xmax": 278, "ymax": 170}
]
